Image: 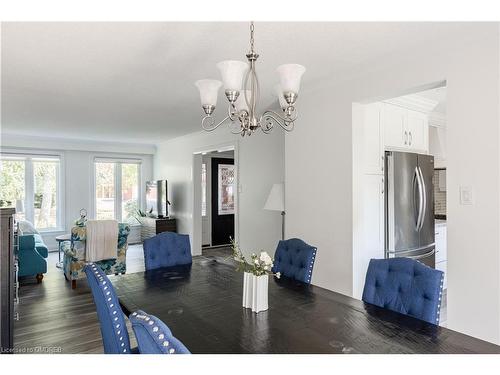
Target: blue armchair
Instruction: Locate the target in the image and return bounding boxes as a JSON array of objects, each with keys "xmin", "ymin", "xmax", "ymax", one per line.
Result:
[
  {"xmin": 84, "ymin": 263, "xmax": 136, "ymax": 354},
  {"xmin": 130, "ymin": 310, "xmax": 190, "ymax": 354},
  {"xmin": 272, "ymin": 238, "xmax": 317, "ymax": 284},
  {"xmin": 362, "ymin": 258, "xmax": 444, "ymax": 324},
  {"xmin": 17, "ymin": 234, "xmax": 48, "ymax": 282},
  {"xmin": 143, "ymin": 232, "xmax": 192, "ymax": 270}
]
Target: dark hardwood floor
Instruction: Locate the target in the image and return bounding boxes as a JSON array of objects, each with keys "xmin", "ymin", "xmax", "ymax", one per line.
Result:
[{"xmin": 14, "ymin": 245, "xmax": 231, "ymax": 354}]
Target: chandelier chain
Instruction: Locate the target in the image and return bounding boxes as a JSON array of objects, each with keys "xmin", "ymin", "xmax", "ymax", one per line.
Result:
[{"xmin": 249, "ymin": 21, "xmax": 255, "ymax": 53}]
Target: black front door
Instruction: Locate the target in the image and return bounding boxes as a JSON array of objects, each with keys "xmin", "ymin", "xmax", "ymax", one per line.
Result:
[{"xmin": 211, "ymin": 158, "xmax": 235, "ymax": 246}]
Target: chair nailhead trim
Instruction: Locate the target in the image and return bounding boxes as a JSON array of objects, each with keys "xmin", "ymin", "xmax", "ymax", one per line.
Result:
[{"xmin": 88, "ymin": 263, "xmax": 131, "ymax": 353}]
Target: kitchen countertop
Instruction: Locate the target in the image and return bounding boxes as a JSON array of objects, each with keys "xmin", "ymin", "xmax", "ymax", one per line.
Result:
[{"xmin": 435, "ymin": 219, "xmax": 447, "ymax": 227}]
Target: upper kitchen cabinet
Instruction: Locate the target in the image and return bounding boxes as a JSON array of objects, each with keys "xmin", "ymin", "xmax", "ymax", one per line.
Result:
[
  {"xmin": 381, "ymin": 103, "xmax": 406, "ymax": 150},
  {"xmin": 406, "ymin": 110, "xmax": 428, "ymax": 151},
  {"xmin": 381, "ymin": 103, "xmax": 429, "ymax": 153},
  {"xmin": 429, "ymin": 113, "xmax": 447, "ymax": 168}
]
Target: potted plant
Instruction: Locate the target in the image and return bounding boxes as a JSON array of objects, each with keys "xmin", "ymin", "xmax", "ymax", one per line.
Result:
[{"xmin": 231, "ymin": 238, "xmax": 280, "ymax": 313}]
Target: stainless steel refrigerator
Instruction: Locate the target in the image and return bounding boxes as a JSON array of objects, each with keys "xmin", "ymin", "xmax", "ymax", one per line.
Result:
[{"xmin": 384, "ymin": 151, "xmax": 435, "ymax": 267}]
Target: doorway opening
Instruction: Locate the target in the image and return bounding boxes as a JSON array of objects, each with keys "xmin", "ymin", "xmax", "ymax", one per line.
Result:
[
  {"xmin": 352, "ymin": 82, "xmax": 448, "ymax": 325},
  {"xmin": 193, "ymin": 145, "xmax": 237, "ymax": 260}
]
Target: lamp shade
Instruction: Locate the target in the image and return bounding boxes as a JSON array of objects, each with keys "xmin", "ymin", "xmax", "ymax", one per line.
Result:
[
  {"xmin": 195, "ymin": 79, "xmax": 222, "ymax": 106},
  {"xmin": 15, "ymin": 199, "xmax": 24, "ymax": 213},
  {"xmin": 276, "ymin": 64, "xmax": 306, "ymax": 94},
  {"xmin": 264, "ymin": 183, "xmax": 285, "ymax": 212},
  {"xmin": 274, "ymin": 84, "xmax": 288, "ymax": 109},
  {"xmin": 216, "ymin": 60, "xmax": 248, "ymax": 91},
  {"xmin": 234, "ymin": 90, "xmax": 251, "ymax": 113}
]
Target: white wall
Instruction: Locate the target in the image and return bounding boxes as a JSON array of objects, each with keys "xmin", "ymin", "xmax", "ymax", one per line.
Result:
[
  {"xmin": 154, "ymin": 128, "xmax": 284, "ymax": 257},
  {"xmin": 285, "ymin": 25, "xmax": 500, "ymax": 344},
  {"xmin": 1, "ymin": 136, "xmax": 154, "ymax": 249}
]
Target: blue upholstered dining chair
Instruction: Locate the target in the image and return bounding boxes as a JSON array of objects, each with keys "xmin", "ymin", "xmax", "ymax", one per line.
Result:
[
  {"xmin": 362, "ymin": 258, "xmax": 444, "ymax": 325},
  {"xmin": 271, "ymin": 238, "xmax": 317, "ymax": 284},
  {"xmin": 130, "ymin": 310, "xmax": 190, "ymax": 354},
  {"xmin": 84, "ymin": 263, "xmax": 136, "ymax": 354},
  {"xmin": 143, "ymin": 232, "xmax": 192, "ymax": 270}
]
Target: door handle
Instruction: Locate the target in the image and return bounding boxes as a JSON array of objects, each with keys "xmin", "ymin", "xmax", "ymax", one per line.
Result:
[
  {"xmin": 412, "ymin": 167, "xmax": 418, "ymax": 229},
  {"xmin": 404, "ymin": 131, "xmax": 408, "ymax": 145},
  {"xmin": 407, "ymin": 248, "xmax": 435, "ymax": 260},
  {"xmin": 418, "ymin": 166, "xmax": 427, "ymax": 231},
  {"xmin": 415, "ymin": 166, "xmax": 424, "ymax": 231},
  {"xmin": 409, "ymin": 131, "xmax": 412, "ymax": 146}
]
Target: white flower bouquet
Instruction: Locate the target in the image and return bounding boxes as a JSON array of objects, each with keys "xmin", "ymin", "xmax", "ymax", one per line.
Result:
[{"xmin": 231, "ymin": 238, "xmax": 280, "ymax": 279}]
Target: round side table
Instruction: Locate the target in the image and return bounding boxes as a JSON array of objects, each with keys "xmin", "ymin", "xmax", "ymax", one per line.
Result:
[{"xmin": 55, "ymin": 234, "xmax": 71, "ymax": 269}]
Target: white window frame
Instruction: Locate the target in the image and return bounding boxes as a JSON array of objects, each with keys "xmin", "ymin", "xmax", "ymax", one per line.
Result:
[
  {"xmin": 92, "ymin": 157, "xmax": 142, "ymax": 224},
  {"xmin": 0, "ymin": 151, "xmax": 65, "ymax": 233}
]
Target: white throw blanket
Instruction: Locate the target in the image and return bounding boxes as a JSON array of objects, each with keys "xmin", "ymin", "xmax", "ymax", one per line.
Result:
[{"xmin": 86, "ymin": 220, "xmax": 118, "ymax": 262}]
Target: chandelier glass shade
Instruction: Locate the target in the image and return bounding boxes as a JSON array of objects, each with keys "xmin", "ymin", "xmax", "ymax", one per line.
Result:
[{"xmin": 194, "ymin": 22, "xmax": 305, "ymax": 137}]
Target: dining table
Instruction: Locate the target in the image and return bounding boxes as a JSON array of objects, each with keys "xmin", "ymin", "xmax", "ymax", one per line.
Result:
[{"xmin": 110, "ymin": 256, "xmax": 500, "ymax": 354}]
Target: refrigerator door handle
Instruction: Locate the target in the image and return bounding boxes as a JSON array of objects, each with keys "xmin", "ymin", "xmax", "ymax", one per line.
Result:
[
  {"xmin": 412, "ymin": 167, "xmax": 419, "ymax": 230},
  {"xmin": 417, "ymin": 166, "xmax": 427, "ymax": 231},
  {"xmin": 386, "ymin": 243, "xmax": 436, "ymax": 256},
  {"xmin": 414, "ymin": 166, "xmax": 424, "ymax": 231},
  {"xmin": 407, "ymin": 248, "xmax": 435, "ymax": 260}
]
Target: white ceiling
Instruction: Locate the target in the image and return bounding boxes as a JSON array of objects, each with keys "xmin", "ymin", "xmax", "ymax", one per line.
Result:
[{"xmin": 1, "ymin": 22, "xmax": 472, "ymax": 144}]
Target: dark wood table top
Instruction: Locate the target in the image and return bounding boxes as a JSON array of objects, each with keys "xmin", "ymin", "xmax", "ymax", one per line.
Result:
[{"xmin": 111, "ymin": 257, "xmax": 500, "ymax": 354}]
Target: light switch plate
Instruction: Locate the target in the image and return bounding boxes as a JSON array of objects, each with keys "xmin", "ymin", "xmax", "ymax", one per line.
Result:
[{"xmin": 460, "ymin": 186, "xmax": 473, "ymax": 205}]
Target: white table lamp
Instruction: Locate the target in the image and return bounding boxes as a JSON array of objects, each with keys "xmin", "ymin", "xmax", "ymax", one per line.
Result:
[{"xmin": 264, "ymin": 183, "xmax": 285, "ymax": 240}]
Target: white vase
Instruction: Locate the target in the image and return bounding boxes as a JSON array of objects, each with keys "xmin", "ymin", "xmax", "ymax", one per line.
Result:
[{"xmin": 242, "ymin": 272, "xmax": 268, "ymax": 313}]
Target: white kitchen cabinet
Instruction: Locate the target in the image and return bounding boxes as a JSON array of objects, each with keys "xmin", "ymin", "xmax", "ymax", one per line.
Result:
[
  {"xmin": 435, "ymin": 223, "xmax": 447, "ymax": 289},
  {"xmin": 381, "ymin": 103, "xmax": 429, "ymax": 153},
  {"xmin": 406, "ymin": 110, "xmax": 428, "ymax": 152},
  {"xmin": 382, "ymin": 103, "xmax": 406, "ymax": 150},
  {"xmin": 435, "ymin": 224, "xmax": 447, "ymax": 263},
  {"xmin": 436, "ymin": 261, "xmax": 447, "ymax": 290},
  {"xmin": 353, "ymin": 173, "xmax": 385, "ymax": 299},
  {"xmin": 363, "ymin": 174, "xmax": 385, "ymax": 258},
  {"xmin": 363, "ymin": 103, "xmax": 384, "ymax": 175},
  {"xmin": 429, "ymin": 126, "xmax": 447, "ymax": 168}
]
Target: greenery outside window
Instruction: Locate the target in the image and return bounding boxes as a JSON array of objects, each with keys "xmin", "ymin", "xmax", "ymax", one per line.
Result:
[
  {"xmin": 0, "ymin": 154, "xmax": 62, "ymax": 231},
  {"xmin": 94, "ymin": 159, "xmax": 141, "ymax": 224}
]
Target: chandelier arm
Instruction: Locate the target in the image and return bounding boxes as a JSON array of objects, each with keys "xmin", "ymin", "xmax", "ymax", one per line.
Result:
[
  {"xmin": 264, "ymin": 108, "xmax": 298, "ymax": 124},
  {"xmin": 227, "ymin": 103, "xmax": 239, "ymax": 121},
  {"xmin": 201, "ymin": 114, "xmax": 231, "ymax": 132},
  {"xmin": 260, "ymin": 110, "xmax": 296, "ymax": 133}
]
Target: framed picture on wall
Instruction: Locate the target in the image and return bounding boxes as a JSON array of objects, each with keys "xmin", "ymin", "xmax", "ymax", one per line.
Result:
[{"xmin": 218, "ymin": 164, "xmax": 235, "ymax": 215}]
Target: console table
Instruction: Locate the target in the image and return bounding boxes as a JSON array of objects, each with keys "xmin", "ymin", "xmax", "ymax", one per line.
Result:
[{"xmin": 140, "ymin": 217, "xmax": 177, "ymax": 241}]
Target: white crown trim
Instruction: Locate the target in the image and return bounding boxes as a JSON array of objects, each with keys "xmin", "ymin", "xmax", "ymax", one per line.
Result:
[{"xmin": 384, "ymin": 94, "xmax": 439, "ymax": 114}]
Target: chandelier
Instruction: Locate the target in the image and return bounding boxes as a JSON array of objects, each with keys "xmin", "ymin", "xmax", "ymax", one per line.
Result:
[{"xmin": 194, "ymin": 22, "xmax": 306, "ymax": 137}]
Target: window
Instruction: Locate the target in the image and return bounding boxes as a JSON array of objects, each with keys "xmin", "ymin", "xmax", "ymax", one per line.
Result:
[
  {"xmin": 33, "ymin": 159, "xmax": 59, "ymax": 229},
  {"xmin": 0, "ymin": 154, "xmax": 62, "ymax": 231},
  {"xmin": 201, "ymin": 163, "xmax": 207, "ymax": 216},
  {"xmin": 218, "ymin": 164, "xmax": 235, "ymax": 215},
  {"xmin": 94, "ymin": 159, "xmax": 141, "ymax": 224}
]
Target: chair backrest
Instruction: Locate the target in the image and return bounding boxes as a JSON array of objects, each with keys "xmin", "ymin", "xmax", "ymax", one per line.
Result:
[
  {"xmin": 362, "ymin": 258, "xmax": 444, "ymax": 324},
  {"xmin": 84, "ymin": 263, "xmax": 132, "ymax": 353},
  {"xmin": 143, "ymin": 232, "xmax": 192, "ymax": 270},
  {"xmin": 271, "ymin": 238, "xmax": 317, "ymax": 284},
  {"xmin": 130, "ymin": 310, "xmax": 190, "ymax": 354}
]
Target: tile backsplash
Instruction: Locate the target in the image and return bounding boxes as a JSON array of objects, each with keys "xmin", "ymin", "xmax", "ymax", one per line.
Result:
[{"xmin": 433, "ymin": 169, "xmax": 446, "ymax": 216}]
